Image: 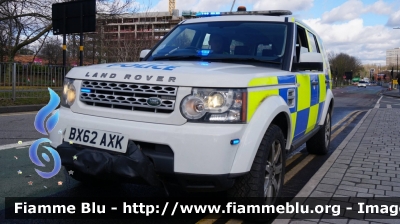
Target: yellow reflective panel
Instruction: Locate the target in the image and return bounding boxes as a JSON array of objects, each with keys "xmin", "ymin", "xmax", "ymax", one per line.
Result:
[
  {"xmin": 319, "ymin": 74, "xmax": 326, "ymax": 103},
  {"xmin": 248, "ymin": 76, "xmax": 279, "ymax": 87},
  {"xmin": 296, "ymin": 74, "xmax": 311, "ymax": 111},
  {"xmin": 291, "ymin": 112, "xmax": 297, "ymax": 140},
  {"xmin": 247, "ymin": 89, "xmax": 279, "ymax": 122},
  {"xmin": 306, "ymin": 104, "xmax": 319, "ymax": 133}
]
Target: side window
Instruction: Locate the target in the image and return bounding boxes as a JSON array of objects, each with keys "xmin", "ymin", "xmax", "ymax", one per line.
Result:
[
  {"xmin": 296, "ymin": 25, "xmax": 309, "ymax": 62},
  {"xmin": 307, "ymin": 31, "xmax": 320, "ymax": 53}
]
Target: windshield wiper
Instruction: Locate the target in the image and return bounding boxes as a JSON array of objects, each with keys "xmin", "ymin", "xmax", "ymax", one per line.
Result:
[
  {"xmin": 152, "ymin": 55, "xmax": 203, "ymax": 61},
  {"xmin": 206, "ymin": 57, "xmax": 281, "ymax": 64}
]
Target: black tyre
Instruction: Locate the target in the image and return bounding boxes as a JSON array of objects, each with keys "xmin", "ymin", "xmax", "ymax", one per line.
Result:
[
  {"xmin": 228, "ymin": 124, "xmax": 285, "ymax": 206},
  {"xmin": 306, "ymin": 110, "xmax": 331, "ymax": 155}
]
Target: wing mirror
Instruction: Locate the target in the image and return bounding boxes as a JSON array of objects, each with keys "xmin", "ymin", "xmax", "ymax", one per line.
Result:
[
  {"xmin": 292, "ymin": 52, "xmax": 323, "ymax": 71},
  {"xmin": 139, "ymin": 49, "xmax": 151, "ymax": 61}
]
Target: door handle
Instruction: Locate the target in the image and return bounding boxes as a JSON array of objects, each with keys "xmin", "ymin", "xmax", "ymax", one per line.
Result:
[{"xmin": 311, "ymin": 81, "xmax": 319, "ymax": 85}]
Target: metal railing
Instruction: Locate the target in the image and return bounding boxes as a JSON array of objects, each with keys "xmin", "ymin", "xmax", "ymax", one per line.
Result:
[{"xmin": 0, "ymin": 63, "xmax": 72, "ymax": 100}]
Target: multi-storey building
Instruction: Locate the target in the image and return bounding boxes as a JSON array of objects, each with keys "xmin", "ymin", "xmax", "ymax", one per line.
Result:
[
  {"xmin": 386, "ymin": 48, "xmax": 400, "ymax": 67},
  {"xmin": 95, "ymin": 10, "xmax": 197, "ymax": 62}
]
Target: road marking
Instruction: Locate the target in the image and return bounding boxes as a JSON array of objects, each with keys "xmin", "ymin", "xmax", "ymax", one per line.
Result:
[
  {"xmin": 376, "ymin": 96, "xmax": 383, "ymax": 104},
  {"xmin": 374, "ymin": 104, "xmax": 380, "ymax": 108},
  {"xmin": 225, "ymin": 220, "xmax": 243, "ymax": 224},
  {"xmin": 284, "ymin": 155, "xmax": 316, "ymax": 184},
  {"xmin": 387, "ymin": 104, "xmax": 392, "ymax": 108},
  {"xmin": 331, "ymin": 110, "xmax": 359, "ymax": 132},
  {"xmin": 196, "ymin": 214, "xmax": 223, "ymax": 224},
  {"xmin": 286, "ymin": 153, "xmax": 302, "ymax": 167},
  {"xmin": 330, "ymin": 111, "xmax": 362, "ymax": 140},
  {"xmin": 0, "ymin": 112, "xmax": 37, "ymax": 116},
  {"xmin": 0, "ymin": 140, "xmax": 35, "ymax": 150}
]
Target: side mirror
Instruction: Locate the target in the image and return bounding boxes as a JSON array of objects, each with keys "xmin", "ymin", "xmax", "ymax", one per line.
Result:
[
  {"xmin": 292, "ymin": 52, "xmax": 323, "ymax": 71},
  {"xmin": 139, "ymin": 49, "xmax": 151, "ymax": 61}
]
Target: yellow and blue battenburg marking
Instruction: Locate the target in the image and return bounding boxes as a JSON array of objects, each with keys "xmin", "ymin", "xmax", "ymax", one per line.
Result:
[{"xmin": 247, "ymin": 73, "xmax": 328, "ymax": 142}]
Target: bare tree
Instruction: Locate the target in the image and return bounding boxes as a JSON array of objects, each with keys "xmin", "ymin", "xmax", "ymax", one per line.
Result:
[
  {"xmin": 0, "ymin": 0, "xmax": 138, "ymax": 63},
  {"xmin": 328, "ymin": 52, "xmax": 363, "ymax": 81},
  {"xmin": 0, "ymin": 0, "xmax": 53, "ymax": 62},
  {"xmin": 40, "ymin": 36, "xmax": 62, "ymax": 65}
]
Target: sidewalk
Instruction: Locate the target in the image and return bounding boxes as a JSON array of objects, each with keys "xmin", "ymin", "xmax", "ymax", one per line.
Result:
[
  {"xmin": 382, "ymin": 90, "xmax": 400, "ymax": 98},
  {"xmin": 274, "ymin": 107, "xmax": 400, "ymax": 224}
]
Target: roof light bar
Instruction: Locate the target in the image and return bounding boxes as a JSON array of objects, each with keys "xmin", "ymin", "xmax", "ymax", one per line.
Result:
[
  {"xmin": 196, "ymin": 10, "xmax": 292, "ymax": 17},
  {"xmin": 195, "ymin": 12, "xmax": 221, "ymax": 17}
]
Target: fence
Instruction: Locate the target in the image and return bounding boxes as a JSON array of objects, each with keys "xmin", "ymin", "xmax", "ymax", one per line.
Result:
[{"xmin": 0, "ymin": 63, "xmax": 72, "ymax": 100}]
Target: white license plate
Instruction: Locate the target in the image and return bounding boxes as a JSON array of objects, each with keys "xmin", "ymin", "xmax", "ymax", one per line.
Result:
[{"xmin": 65, "ymin": 127, "xmax": 128, "ymax": 153}]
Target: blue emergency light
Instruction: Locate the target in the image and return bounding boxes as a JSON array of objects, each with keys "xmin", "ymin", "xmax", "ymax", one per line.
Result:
[
  {"xmin": 196, "ymin": 12, "xmax": 221, "ymax": 17},
  {"xmin": 197, "ymin": 50, "xmax": 211, "ymax": 56},
  {"xmin": 81, "ymin": 88, "xmax": 91, "ymax": 93}
]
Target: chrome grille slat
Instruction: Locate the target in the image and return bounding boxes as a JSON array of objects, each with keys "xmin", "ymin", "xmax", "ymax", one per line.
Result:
[{"xmin": 80, "ymin": 81, "xmax": 177, "ymax": 113}]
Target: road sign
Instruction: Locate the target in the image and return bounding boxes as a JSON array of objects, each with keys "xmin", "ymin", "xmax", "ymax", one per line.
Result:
[
  {"xmin": 52, "ymin": 0, "xmax": 96, "ymax": 35},
  {"xmin": 343, "ymin": 75, "xmax": 346, "ymax": 79}
]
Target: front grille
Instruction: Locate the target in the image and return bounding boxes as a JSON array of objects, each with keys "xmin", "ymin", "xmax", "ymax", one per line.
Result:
[{"xmin": 80, "ymin": 81, "xmax": 178, "ymax": 113}]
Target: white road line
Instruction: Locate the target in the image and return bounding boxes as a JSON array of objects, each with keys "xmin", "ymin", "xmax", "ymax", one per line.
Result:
[
  {"xmin": 376, "ymin": 95, "xmax": 383, "ymax": 104},
  {"xmin": 0, "ymin": 112, "xmax": 36, "ymax": 116},
  {"xmin": 0, "ymin": 140, "xmax": 35, "ymax": 150},
  {"xmin": 387, "ymin": 104, "xmax": 392, "ymax": 108},
  {"xmin": 374, "ymin": 104, "xmax": 380, "ymax": 108}
]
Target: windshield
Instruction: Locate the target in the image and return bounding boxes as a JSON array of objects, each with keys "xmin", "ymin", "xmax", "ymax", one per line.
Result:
[{"xmin": 147, "ymin": 21, "xmax": 289, "ymax": 66}]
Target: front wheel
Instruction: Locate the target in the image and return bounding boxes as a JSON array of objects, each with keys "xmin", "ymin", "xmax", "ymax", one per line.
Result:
[
  {"xmin": 306, "ymin": 110, "xmax": 331, "ymax": 155},
  {"xmin": 228, "ymin": 124, "xmax": 285, "ymax": 206}
]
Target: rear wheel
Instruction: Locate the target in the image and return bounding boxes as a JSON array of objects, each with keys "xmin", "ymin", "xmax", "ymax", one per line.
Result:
[
  {"xmin": 306, "ymin": 110, "xmax": 331, "ymax": 155},
  {"xmin": 228, "ymin": 124, "xmax": 285, "ymax": 206}
]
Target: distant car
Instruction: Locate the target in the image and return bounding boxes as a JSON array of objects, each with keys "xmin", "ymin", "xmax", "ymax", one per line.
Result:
[{"xmin": 358, "ymin": 81, "xmax": 367, "ymax": 88}]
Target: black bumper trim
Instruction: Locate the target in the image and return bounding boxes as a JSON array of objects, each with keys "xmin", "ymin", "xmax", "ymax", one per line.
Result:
[
  {"xmin": 56, "ymin": 141, "xmax": 162, "ymax": 186},
  {"xmin": 55, "ymin": 142, "xmax": 247, "ymax": 192}
]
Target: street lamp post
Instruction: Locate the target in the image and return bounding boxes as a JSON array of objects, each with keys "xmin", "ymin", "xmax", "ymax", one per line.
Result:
[{"xmin": 394, "ymin": 27, "xmax": 400, "ymax": 89}]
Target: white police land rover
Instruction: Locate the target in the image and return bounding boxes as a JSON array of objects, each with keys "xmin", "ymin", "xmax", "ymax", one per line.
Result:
[{"xmin": 49, "ymin": 7, "xmax": 333, "ymax": 205}]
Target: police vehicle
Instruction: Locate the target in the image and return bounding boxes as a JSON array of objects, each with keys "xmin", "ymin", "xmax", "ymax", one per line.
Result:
[{"xmin": 49, "ymin": 7, "xmax": 334, "ymax": 205}]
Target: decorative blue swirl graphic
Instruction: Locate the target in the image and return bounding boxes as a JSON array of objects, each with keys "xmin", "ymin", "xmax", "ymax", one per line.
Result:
[
  {"xmin": 29, "ymin": 138, "xmax": 62, "ymax": 179},
  {"xmin": 30, "ymin": 88, "xmax": 62, "ymax": 179},
  {"xmin": 34, "ymin": 88, "xmax": 60, "ymax": 135}
]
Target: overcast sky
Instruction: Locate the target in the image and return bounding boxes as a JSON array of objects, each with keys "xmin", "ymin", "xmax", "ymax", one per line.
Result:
[{"xmin": 137, "ymin": 0, "xmax": 400, "ymax": 66}]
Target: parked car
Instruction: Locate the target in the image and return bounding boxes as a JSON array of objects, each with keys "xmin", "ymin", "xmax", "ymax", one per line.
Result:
[{"xmin": 50, "ymin": 7, "xmax": 334, "ymax": 206}]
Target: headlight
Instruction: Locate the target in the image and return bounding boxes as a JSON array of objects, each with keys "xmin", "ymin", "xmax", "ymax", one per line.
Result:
[
  {"xmin": 61, "ymin": 78, "xmax": 76, "ymax": 108},
  {"xmin": 180, "ymin": 88, "xmax": 247, "ymax": 123}
]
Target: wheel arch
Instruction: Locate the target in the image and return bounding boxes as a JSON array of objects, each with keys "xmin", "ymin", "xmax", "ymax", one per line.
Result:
[
  {"xmin": 318, "ymin": 89, "xmax": 334, "ymax": 126},
  {"xmin": 230, "ymin": 95, "xmax": 292, "ymax": 174}
]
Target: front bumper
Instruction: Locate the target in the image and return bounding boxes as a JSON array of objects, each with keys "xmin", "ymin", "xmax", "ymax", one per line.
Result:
[
  {"xmin": 50, "ymin": 108, "xmax": 245, "ymax": 174},
  {"xmin": 56, "ymin": 140, "xmax": 241, "ymax": 191}
]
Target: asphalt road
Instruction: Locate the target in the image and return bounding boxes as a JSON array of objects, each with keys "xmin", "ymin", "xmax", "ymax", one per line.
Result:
[{"xmin": 0, "ymin": 85, "xmax": 387, "ymax": 223}]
